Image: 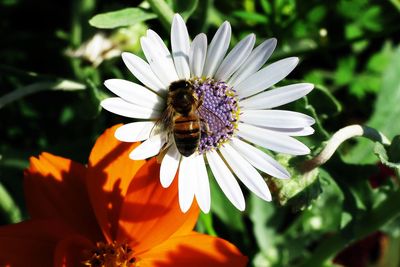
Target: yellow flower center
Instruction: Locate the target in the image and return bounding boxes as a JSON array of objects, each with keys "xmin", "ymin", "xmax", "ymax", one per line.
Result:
[{"xmin": 83, "ymin": 241, "xmax": 137, "ymax": 267}]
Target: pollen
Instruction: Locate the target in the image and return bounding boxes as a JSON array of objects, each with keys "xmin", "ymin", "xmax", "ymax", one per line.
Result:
[
  {"xmin": 191, "ymin": 78, "xmax": 239, "ymax": 154},
  {"xmin": 83, "ymin": 241, "xmax": 137, "ymax": 267}
]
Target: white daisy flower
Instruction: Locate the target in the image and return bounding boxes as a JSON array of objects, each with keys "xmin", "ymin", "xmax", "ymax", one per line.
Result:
[{"xmin": 101, "ymin": 14, "xmax": 315, "ymax": 213}]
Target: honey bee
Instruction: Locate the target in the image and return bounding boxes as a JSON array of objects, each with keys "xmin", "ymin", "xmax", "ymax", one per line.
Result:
[
  {"xmin": 153, "ymin": 80, "xmax": 226, "ymax": 157},
  {"xmin": 157, "ymin": 80, "xmax": 202, "ymax": 157}
]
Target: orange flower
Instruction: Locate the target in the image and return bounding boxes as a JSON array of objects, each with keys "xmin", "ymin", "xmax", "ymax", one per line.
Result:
[{"xmin": 0, "ymin": 125, "xmax": 247, "ymax": 267}]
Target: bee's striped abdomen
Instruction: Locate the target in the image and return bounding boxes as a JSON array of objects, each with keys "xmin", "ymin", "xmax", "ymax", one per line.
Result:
[{"xmin": 173, "ymin": 114, "xmax": 200, "ymax": 157}]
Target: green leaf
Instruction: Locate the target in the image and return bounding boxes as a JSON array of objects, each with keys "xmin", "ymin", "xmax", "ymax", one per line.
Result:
[
  {"xmin": 374, "ymin": 136, "xmax": 400, "ymax": 177},
  {"xmin": 367, "ymin": 43, "xmax": 393, "ymax": 73},
  {"xmin": 209, "ymin": 175, "xmax": 245, "ymax": 232},
  {"xmin": 89, "ymin": 8, "xmax": 157, "ymax": 29},
  {"xmin": 334, "ymin": 56, "xmax": 356, "ymax": 86},
  {"xmin": 360, "ymin": 6, "xmax": 382, "ymax": 32},
  {"xmin": 249, "ymin": 194, "xmax": 278, "ymax": 252},
  {"xmin": 307, "ymin": 5, "xmax": 327, "ymax": 23},
  {"xmin": 260, "ymin": 0, "xmax": 271, "ymax": 14},
  {"xmin": 268, "ymin": 155, "xmax": 322, "ymax": 211},
  {"xmin": 279, "ymin": 169, "xmax": 344, "ymax": 264},
  {"xmin": 349, "ymin": 74, "xmax": 380, "ymax": 98},
  {"xmin": 232, "ymin": 11, "xmax": 268, "ymax": 24},
  {"xmin": 344, "ymin": 46, "xmax": 400, "ymax": 164}
]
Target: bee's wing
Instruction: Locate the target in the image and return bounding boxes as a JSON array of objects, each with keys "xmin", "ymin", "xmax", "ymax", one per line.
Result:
[
  {"xmin": 198, "ymin": 105, "xmax": 226, "ymax": 135},
  {"xmin": 150, "ymin": 105, "xmax": 175, "ymax": 138}
]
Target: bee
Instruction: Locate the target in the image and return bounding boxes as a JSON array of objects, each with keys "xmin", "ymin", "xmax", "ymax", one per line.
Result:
[
  {"xmin": 153, "ymin": 80, "xmax": 227, "ymax": 157},
  {"xmin": 157, "ymin": 80, "xmax": 202, "ymax": 157}
]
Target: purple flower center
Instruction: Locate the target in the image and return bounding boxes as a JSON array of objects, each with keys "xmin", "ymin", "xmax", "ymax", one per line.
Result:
[{"xmin": 191, "ymin": 78, "xmax": 239, "ymax": 154}]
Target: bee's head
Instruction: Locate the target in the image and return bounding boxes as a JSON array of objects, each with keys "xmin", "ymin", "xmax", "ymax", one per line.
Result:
[{"xmin": 169, "ymin": 80, "xmax": 191, "ymax": 92}]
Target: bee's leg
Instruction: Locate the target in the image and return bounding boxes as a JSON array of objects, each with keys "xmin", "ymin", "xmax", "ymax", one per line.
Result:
[
  {"xmin": 197, "ymin": 94, "xmax": 204, "ymax": 109},
  {"xmin": 156, "ymin": 134, "xmax": 173, "ymax": 163}
]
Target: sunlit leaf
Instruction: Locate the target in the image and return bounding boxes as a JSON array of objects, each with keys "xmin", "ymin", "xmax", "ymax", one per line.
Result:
[
  {"xmin": 232, "ymin": 11, "xmax": 268, "ymax": 24},
  {"xmin": 89, "ymin": 8, "xmax": 156, "ymax": 29}
]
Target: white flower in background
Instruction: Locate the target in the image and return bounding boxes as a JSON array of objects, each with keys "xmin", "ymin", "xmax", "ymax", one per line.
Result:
[
  {"xmin": 101, "ymin": 14, "xmax": 315, "ymax": 213},
  {"xmin": 66, "ymin": 33, "xmax": 121, "ymax": 67}
]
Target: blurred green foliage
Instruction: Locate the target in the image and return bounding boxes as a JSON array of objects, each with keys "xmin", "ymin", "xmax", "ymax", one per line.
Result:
[{"xmin": 1, "ymin": 0, "xmax": 400, "ymax": 266}]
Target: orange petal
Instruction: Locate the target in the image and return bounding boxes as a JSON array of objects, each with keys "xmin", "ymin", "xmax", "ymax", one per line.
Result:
[
  {"xmin": 117, "ymin": 158, "xmax": 199, "ymax": 254},
  {"xmin": 24, "ymin": 152, "xmax": 102, "ymax": 241},
  {"xmin": 0, "ymin": 220, "xmax": 73, "ymax": 267},
  {"xmin": 86, "ymin": 124, "xmax": 146, "ymax": 242},
  {"xmin": 54, "ymin": 235, "xmax": 93, "ymax": 267},
  {"xmin": 138, "ymin": 232, "xmax": 248, "ymax": 267}
]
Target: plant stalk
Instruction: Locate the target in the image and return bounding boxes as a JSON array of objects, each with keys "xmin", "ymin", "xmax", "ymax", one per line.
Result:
[
  {"xmin": 301, "ymin": 125, "xmax": 390, "ymax": 173},
  {"xmin": 147, "ymin": 0, "xmax": 175, "ymax": 31}
]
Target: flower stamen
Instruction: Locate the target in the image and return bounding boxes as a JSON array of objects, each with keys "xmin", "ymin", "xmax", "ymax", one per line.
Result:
[
  {"xmin": 83, "ymin": 241, "xmax": 137, "ymax": 267},
  {"xmin": 191, "ymin": 78, "xmax": 239, "ymax": 154}
]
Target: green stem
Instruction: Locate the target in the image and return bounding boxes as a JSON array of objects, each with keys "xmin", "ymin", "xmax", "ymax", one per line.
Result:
[
  {"xmin": 147, "ymin": 0, "xmax": 174, "ymax": 31},
  {"xmin": 0, "ymin": 80, "xmax": 85, "ymax": 109},
  {"xmin": 0, "ymin": 183, "xmax": 22, "ymax": 223},
  {"xmin": 69, "ymin": 0, "xmax": 96, "ymax": 80},
  {"xmin": 298, "ymin": 190, "xmax": 400, "ymax": 267},
  {"xmin": 199, "ymin": 212, "xmax": 217, "ymax": 236}
]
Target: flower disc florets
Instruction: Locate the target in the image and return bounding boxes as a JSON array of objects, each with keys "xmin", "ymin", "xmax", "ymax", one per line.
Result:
[
  {"xmin": 83, "ymin": 241, "xmax": 136, "ymax": 267},
  {"xmin": 191, "ymin": 78, "xmax": 239, "ymax": 154}
]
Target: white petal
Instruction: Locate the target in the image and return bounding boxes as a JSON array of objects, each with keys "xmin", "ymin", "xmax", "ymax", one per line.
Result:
[
  {"xmin": 189, "ymin": 33, "xmax": 207, "ymax": 77},
  {"xmin": 146, "ymin": 29, "xmax": 179, "ymax": 80},
  {"xmin": 236, "ymin": 57, "xmax": 299, "ymax": 99},
  {"xmin": 229, "ymin": 38, "xmax": 277, "ymax": 86},
  {"xmin": 146, "ymin": 29, "xmax": 173, "ymax": 60},
  {"xmin": 202, "ymin": 21, "xmax": 231, "ymax": 78},
  {"xmin": 240, "ymin": 83, "xmax": 314, "ymax": 109},
  {"xmin": 115, "ymin": 121, "xmax": 155, "ymax": 142},
  {"xmin": 141, "ymin": 37, "xmax": 179, "ymax": 86},
  {"xmin": 129, "ymin": 134, "xmax": 165, "ymax": 160},
  {"xmin": 104, "ymin": 79, "xmax": 164, "ymax": 110},
  {"xmin": 179, "ymin": 156, "xmax": 196, "ymax": 212},
  {"xmin": 206, "ymin": 150, "xmax": 245, "ymax": 211},
  {"xmin": 220, "ymin": 144, "xmax": 271, "ymax": 201},
  {"xmin": 160, "ymin": 145, "xmax": 181, "ymax": 188},
  {"xmin": 263, "ymin": 126, "xmax": 315, "ymax": 136},
  {"xmin": 194, "ymin": 154, "xmax": 210, "ymax": 213},
  {"xmin": 100, "ymin": 97, "xmax": 161, "ymax": 119},
  {"xmin": 121, "ymin": 52, "xmax": 165, "ymax": 93},
  {"xmin": 230, "ymin": 137, "xmax": 290, "ymax": 179},
  {"xmin": 171, "ymin": 14, "xmax": 191, "ymax": 79},
  {"xmin": 215, "ymin": 34, "xmax": 255, "ymax": 81},
  {"xmin": 237, "ymin": 123, "xmax": 310, "ymax": 155},
  {"xmin": 240, "ymin": 110, "xmax": 315, "ymax": 128}
]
